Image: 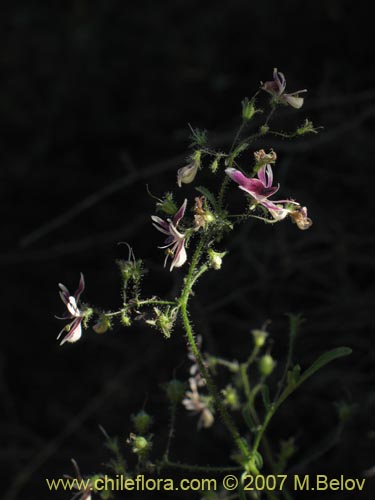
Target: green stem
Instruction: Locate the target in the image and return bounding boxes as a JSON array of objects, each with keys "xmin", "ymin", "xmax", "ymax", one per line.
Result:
[{"xmin": 179, "ymin": 239, "xmax": 250, "ymax": 460}]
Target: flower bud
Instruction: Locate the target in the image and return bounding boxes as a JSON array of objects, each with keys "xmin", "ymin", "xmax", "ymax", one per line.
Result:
[
  {"xmin": 222, "ymin": 385, "xmax": 240, "ymax": 410},
  {"xmin": 121, "ymin": 310, "xmax": 131, "ymax": 327},
  {"xmin": 208, "ymin": 249, "xmax": 226, "ymax": 270},
  {"xmin": 258, "ymin": 354, "xmax": 276, "ymax": 377},
  {"xmin": 156, "ymin": 192, "xmax": 178, "ymax": 215},
  {"xmin": 177, "ymin": 151, "xmax": 201, "ymax": 187},
  {"xmin": 165, "ymin": 379, "xmax": 186, "ymax": 405},
  {"xmin": 127, "ymin": 433, "xmax": 151, "ymax": 457},
  {"xmin": 241, "ymin": 97, "xmax": 257, "ymax": 122},
  {"xmin": 93, "ymin": 314, "xmax": 112, "ymax": 334},
  {"xmin": 251, "ymin": 328, "xmax": 268, "ymax": 348},
  {"xmin": 210, "ymin": 158, "xmax": 219, "ymax": 173},
  {"xmin": 131, "ymin": 410, "xmax": 153, "ymax": 434}
]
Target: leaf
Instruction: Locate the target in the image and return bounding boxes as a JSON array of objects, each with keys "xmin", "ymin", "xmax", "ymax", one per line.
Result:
[
  {"xmin": 195, "ymin": 186, "xmax": 218, "ymax": 210},
  {"xmin": 299, "ymin": 347, "xmax": 352, "ymax": 385},
  {"xmin": 277, "ymin": 347, "xmax": 352, "ymax": 408}
]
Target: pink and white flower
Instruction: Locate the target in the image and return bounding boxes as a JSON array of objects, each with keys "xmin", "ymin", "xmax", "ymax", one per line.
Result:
[
  {"xmin": 57, "ymin": 273, "xmax": 85, "ymax": 345},
  {"xmin": 225, "ymin": 165, "xmax": 312, "ymax": 229},
  {"xmin": 261, "ymin": 68, "xmax": 307, "ymax": 109},
  {"xmin": 151, "ymin": 199, "xmax": 188, "ymax": 271},
  {"xmin": 225, "ymin": 164, "xmax": 296, "ymax": 220},
  {"xmin": 182, "ymin": 377, "xmax": 214, "ymax": 429}
]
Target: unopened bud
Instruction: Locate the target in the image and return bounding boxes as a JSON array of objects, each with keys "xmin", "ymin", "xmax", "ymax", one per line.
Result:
[
  {"xmin": 131, "ymin": 410, "xmax": 153, "ymax": 434},
  {"xmin": 258, "ymin": 354, "xmax": 276, "ymax": 377},
  {"xmin": 251, "ymin": 328, "xmax": 268, "ymax": 348},
  {"xmin": 165, "ymin": 379, "xmax": 186, "ymax": 405},
  {"xmin": 208, "ymin": 249, "xmax": 226, "ymax": 270},
  {"xmin": 121, "ymin": 311, "xmax": 131, "ymax": 327},
  {"xmin": 93, "ymin": 314, "xmax": 112, "ymax": 334},
  {"xmin": 156, "ymin": 192, "xmax": 178, "ymax": 215},
  {"xmin": 241, "ymin": 97, "xmax": 257, "ymax": 122}
]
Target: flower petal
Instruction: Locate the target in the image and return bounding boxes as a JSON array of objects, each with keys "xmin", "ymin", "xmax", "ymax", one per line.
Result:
[
  {"xmin": 58, "ymin": 318, "xmax": 83, "ymax": 345},
  {"xmin": 74, "ymin": 273, "xmax": 85, "ymax": 302},
  {"xmin": 173, "ymin": 199, "xmax": 187, "ymax": 226},
  {"xmin": 170, "ymin": 239, "xmax": 187, "ymax": 270}
]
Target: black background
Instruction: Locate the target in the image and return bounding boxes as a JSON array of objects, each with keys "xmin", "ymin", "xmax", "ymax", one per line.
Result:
[{"xmin": 1, "ymin": 1, "xmax": 374, "ymax": 499}]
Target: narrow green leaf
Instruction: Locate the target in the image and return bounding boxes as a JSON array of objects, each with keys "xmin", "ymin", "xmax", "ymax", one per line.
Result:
[
  {"xmin": 299, "ymin": 347, "xmax": 352, "ymax": 385},
  {"xmin": 277, "ymin": 347, "xmax": 352, "ymax": 408}
]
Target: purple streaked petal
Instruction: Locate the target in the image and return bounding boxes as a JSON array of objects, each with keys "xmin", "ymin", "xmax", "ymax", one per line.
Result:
[
  {"xmin": 74, "ymin": 273, "xmax": 85, "ymax": 302},
  {"xmin": 264, "ymin": 164, "xmax": 273, "ymax": 187},
  {"xmin": 152, "ymin": 222, "xmax": 171, "ymax": 236},
  {"xmin": 168, "ymin": 222, "xmax": 185, "ymax": 240},
  {"xmin": 239, "ymin": 182, "xmax": 279, "ymax": 200},
  {"xmin": 274, "ymin": 69, "xmax": 286, "ymax": 94},
  {"xmin": 59, "ymin": 290, "xmax": 70, "ymax": 306},
  {"xmin": 173, "ymin": 199, "xmax": 187, "ymax": 226},
  {"xmin": 257, "ymin": 165, "xmax": 267, "ymax": 186},
  {"xmin": 225, "ymin": 167, "xmax": 249, "ymax": 186},
  {"xmin": 58, "ymin": 318, "xmax": 83, "ymax": 345},
  {"xmin": 151, "ymin": 216, "xmax": 170, "ymax": 231},
  {"xmin": 170, "ymin": 239, "xmax": 187, "ymax": 270}
]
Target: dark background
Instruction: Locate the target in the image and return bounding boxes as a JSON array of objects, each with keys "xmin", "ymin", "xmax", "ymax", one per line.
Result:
[{"xmin": 1, "ymin": 1, "xmax": 374, "ymax": 499}]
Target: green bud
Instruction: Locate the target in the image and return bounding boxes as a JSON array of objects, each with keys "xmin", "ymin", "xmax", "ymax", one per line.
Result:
[
  {"xmin": 156, "ymin": 192, "xmax": 178, "ymax": 215},
  {"xmin": 93, "ymin": 314, "xmax": 112, "ymax": 334},
  {"xmin": 251, "ymin": 328, "xmax": 268, "ymax": 348},
  {"xmin": 127, "ymin": 433, "xmax": 151, "ymax": 457},
  {"xmin": 335, "ymin": 401, "xmax": 356, "ymax": 422},
  {"xmin": 259, "ymin": 124, "xmax": 269, "ymax": 135},
  {"xmin": 210, "ymin": 158, "xmax": 219, "ymax": 173},
  {"xmin": 258, "ymin": 354, "xmax": 276, "ymax": 377},
  {"xmin": 121, "ymin": 310, "xmax": 131, "ymax": 327},
  {"xmin": 131, "ymin": 410, "xmax": 153, "ymax": 434},
  {"xmin": 207, "ymin": 249, "xmax": 227, "ymax": 270},
  {"xmin": 165, "ymin": 379, "xmax": 186, "ymax": 405},
  {"xmin": 222, "ymin": 385, "xmax": 240, "ymax": 410},
  {"xmin": 241, "ymin": 97, "xmax": 257, "ymax": 122}
]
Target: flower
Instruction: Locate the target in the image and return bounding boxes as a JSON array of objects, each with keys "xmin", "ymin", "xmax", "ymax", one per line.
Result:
[
  {"xmin": 177, "ymin": 152, "xmax": 201, "ymax": 187},
  {"xmin": 182, "ymin": 377, "xmax": 214, "ymax": 429},
  {"xmin": 261, "ymin": 68, "xmax": 307, "ymax": 109},
  {"xmin": 57, "ymin": 273, "xmax": 85, "ymax": 345},
  {"xmin": 151, "ymin": 199, "xmax": 188, "ymax": 271},
  {"xmin": 289, "ymin": 206, "xmax": 313, "ymax": 230},
  {"xmin": 226, "ymin": 164, "xmax": 294, "ymax": 220}
]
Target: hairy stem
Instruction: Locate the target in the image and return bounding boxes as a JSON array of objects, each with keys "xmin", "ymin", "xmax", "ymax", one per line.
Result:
[{"xmin": 179, "ymin": 238, "xmax": 250, "ymax": 460}]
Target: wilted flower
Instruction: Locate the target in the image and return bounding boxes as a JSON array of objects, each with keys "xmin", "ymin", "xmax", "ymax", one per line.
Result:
[
  {"xmin": 177, "ymin": 151, "xmax": 201, "ymax": 187},
  {"xmin": 289, "ymin": 206, "xmax": 313, "ymax": 230},
  {"xmin": 151, "ymin": 199, "xmax": 188, "ymax": 270},
  {"xmin": 261, "ymin": 68, "xmax": 307, "ymax": 109},
  {"xmin": 193, "ymin": 196, "xmax": 214, "ymax": 229},
  {"xmin": 57, "ymin": 273, "xmax": 85, "ymax": 345},
  {"xmin": 182, "ymin": 377, "xmax": 214, "ymax": 429},
  {"xmin": 254, "ymin": 149, "xmax": 277, "ymax": 167}
]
